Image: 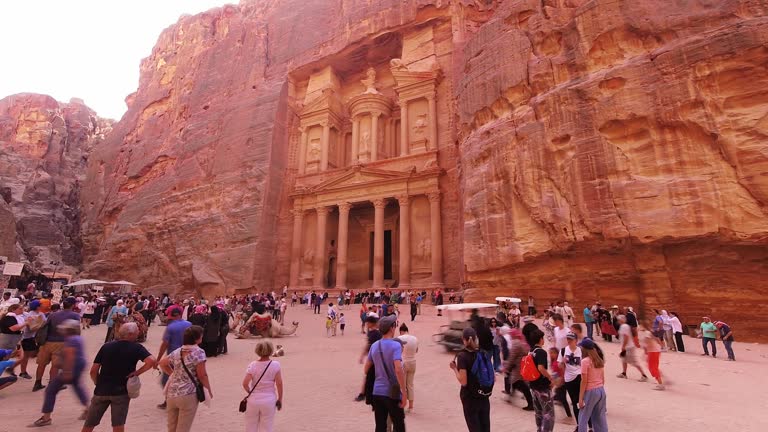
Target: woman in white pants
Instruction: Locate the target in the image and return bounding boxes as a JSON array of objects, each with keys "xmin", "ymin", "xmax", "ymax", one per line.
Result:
[{"xmin": 242, "ymin": 341, "xmax": 283, "ymax": 432}]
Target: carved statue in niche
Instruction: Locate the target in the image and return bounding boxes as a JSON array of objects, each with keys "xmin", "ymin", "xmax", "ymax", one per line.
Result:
[
  {"xmin": 361, "ymin": 67, "xmax": 381, "ymax": 95},
  {"xmin": 303, "ymin": 248, "xmax": 315, "ymax": 265},
  {"xmin": 360, "ymin": 131, "xmax": 370, "ymax": 152},
  {"xmin": 418, "ymin": 238, "xmax": 431, "ymax": 261},
  {"xmin": 413, "ymin": 114, "xmax": 427, "ymax": 138},
  {"xmin": 308, "ymin": 138, "xmax": 321, "ymax": 160}
]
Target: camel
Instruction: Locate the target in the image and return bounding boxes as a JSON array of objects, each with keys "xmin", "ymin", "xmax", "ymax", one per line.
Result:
[{"xmin": 235, "ymin": 312, "xmax": 299, "ymax": 338}]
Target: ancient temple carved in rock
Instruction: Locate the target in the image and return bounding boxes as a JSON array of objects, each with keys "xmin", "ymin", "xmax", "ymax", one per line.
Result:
[{"xmin": 284, "ymin": 27, "xmax": 451, "ymax": 292}]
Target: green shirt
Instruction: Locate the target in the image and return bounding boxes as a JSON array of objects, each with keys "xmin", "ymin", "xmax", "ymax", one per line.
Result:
[{"xmin": 700, "ymin": 322, "xmax": 717, "ymax": 339}]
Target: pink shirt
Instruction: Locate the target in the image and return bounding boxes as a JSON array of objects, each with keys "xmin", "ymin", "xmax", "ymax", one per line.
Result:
[{"xmin": 580, "ymin": 357, "xmax": 604, "ymax": 391}]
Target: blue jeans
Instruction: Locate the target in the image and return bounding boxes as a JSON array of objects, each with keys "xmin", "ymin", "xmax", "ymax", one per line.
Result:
[
  {"xmin": 586, "ymin": 321, "xmax": 594, "ymax": 339},
  {"xmin": 578, "ymin": 387, "xmax": 607, "ymax": 432},
  {"xmin": 702, "ymin": 337, "xmax": 717, "ymax": 356},
  {"xmin": 42, "ymin": 367, "xmax": 88, "ymax": 414},
  {"xmin": 492, "ymin": 345, "xmax": 502, "ymax": 372},
  {"xmin": 723, "ymin": 339, "xmax": 735, "ymax": 360}
]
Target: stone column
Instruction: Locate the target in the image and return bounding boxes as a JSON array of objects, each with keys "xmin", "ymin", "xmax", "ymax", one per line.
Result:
[
  {"xmin": 384, "ymin": 118, "xmax": 391, "ymax": 159},
  {"xmin": 288, "ymin": 206, "xmax": 304, "ymax": 289},
  {"xmin": 320, "ymin": 122, "xmax": 330, "ymax": 171},
  {"xmin": 397, "ymin": 195, "xmax": 411, "ymax": 290},
  {"xmin": 298, "ymin": 127, "xmax": 308, "ymax": 174},
  {"xmin": 313, "ymin": 206, "xmax": 330, "ymax": 289},
  {"xmin": 371, "ymin": 112, "xmax": 380, "ymax": 162},
  {"xmin": 372, "ymin": 198, "xmax": 386, "ymax": 289},
  {"xmin": 400, "ymin": 101, "xmax": 409, "ymax": 156},
  {"xmin": 351, "ymin": 117, "xmax": 360, "ymax": 164},
  {"xmin": 335, "ymin": 202, "xmax": 351, "ymax": 290},
  {"xmin": 428, "ymin": 192, "xmax": 444, "ymax": 288},
  {"xmin": 427, "ymin": 95, "xmax": 438, "ymax": 151}
]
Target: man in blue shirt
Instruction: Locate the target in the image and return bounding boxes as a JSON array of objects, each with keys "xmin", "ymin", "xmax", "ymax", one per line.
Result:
[
  {"xmin": 583, "ymin": 305, "xmax": 594, "ymax": 339},
  {"xmin": 154, "ymin": 308, "xmax": 191, "ymax": 409},
  {"xmin": 715, "ymin": 321, "xmax": 735, "ymax": 361},
  {"xmin": 0, "ymin": 348, "xmax": 20, "ymax": 390},
  {"xmin": 364, "ymin": 314, "xmax": 407, "ymax": 432}
]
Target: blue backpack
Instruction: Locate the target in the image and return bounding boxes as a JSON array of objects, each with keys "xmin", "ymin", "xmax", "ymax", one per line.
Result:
[{"xmin": 469, "ymin": 350, "xmax": 495, "ymax": 397}]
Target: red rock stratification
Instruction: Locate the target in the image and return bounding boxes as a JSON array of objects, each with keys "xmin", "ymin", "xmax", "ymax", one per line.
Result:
[
  {"xmin": 0, "ymin": 93, "xmax": 112, "ymax": 275},
  {"xmin": 80, "ymin": 0, "xmax": 768, "ymax": 338}
]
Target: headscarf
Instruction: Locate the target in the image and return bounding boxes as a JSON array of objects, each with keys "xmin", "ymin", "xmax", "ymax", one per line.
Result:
[
  {"xmin": 714, "ymin": 321, "xmax": 727, "ymax": 329},
  {"xmin": 194, "ymin": 304, "xmax": 207, "ymax": 314}
]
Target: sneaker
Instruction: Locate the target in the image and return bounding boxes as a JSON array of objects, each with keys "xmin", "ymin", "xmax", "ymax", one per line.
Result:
[
  {"xmin": 32, "ymin": 417, "xmax": 52, "ymax": 427},
  {"xmin": 19, "ymin": 372, "xmax": 33, "ymax": 379},
  {"xmin": 616, "ymin": 373, "xmax": 627, "ymax": 379},
  {"xmin": 700, "ymin": 353, "xmax": 708, "ymax": 356},
  {"xmin": 522, "ymin": 405, "xmax": 535, "ymax": 411},
  {"xmin": 32, "ymin": 383, "xmax": 46, "ymax": 392},
  {"xmin": 640, "ymin": 376, "xmax": 648, "ymax": 382},
  {"xmin": 6, "ymin": 370, "xmax": 16, "ymax": 377},
  {"xmin": 157, "ymin": 402, "xmax": 167, "ymax": 409},
  {"xmin": 654, "ymin": 384, "xmax": 665, "ymax": 391},
  {"xmin": 354, "ymin": 394, "xmax": 365, "ymax": 402}
]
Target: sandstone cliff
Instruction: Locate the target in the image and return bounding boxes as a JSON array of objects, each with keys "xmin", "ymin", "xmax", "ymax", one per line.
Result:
[
  {"xmin": 0, "ymin": 93, "xmax": 111, "ymax": 275},
  {"xmin": 456, "ymin": 0, "xmax": 768, "ymax": 338},
  {"xmin": 80, "ymin": 0, "xmax": 768, "ymax": 338}
]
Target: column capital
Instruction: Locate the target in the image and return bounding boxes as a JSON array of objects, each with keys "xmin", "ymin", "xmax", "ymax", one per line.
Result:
[
  {"xmin": 337, "ymin": 202, "xmax": 352, "ymax": 212},
  {"xmin": 425, "ymin": 93, "xmax": 436, "ymax": 102},
  {"xmin": 372, "ymin": 198, "xmax": 388, "ymax": 209},
  {"xmin": 396, "ymin": 195, "xmax": 411, "ymax": 206},
  {"xmin": 291, "ymin": 206, "xmax": 305, "ymax": 216},
  {"xmin": 316, "ymin": 206, "xmax": 331, "ymax": 215},
  {"xmin": 427, "ymin": 191, "xmax": 441, "ymax": 203},
  {"xmin": 371, "ymin": 111, "xmax": 383, "ymax": 119}
]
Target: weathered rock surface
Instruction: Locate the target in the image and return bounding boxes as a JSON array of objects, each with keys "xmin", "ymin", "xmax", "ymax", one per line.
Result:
[
  {"xmin": 0, "ymin": 93, "xmax": 111, "ymax": 275},
  {"xmin": 456, "ymin": 0, "xmax": 768, "ymax": 339},
  {"xmin": 80, "ymin": 0, "xmax": 768, "ymax": 338}
]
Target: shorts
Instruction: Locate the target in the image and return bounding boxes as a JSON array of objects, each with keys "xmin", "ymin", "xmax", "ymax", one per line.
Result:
[
  {"xmin": 83, "ymin": 394, "xmax": 131, "ymax": 427},
  {"xmin": 0, "ymin": 376, "xmax": 18, "ymax": 387},
  {"xmin": 621, "ymin": 348, "xmax": 642, "ymax": 367},
  {"xmin": 37, "ymin": 341, "xmax": 64, "ymax": 367},
  {"xmin": 83, "ymin": 314, "xmax": 95, "ymax": 320},
  {"xmin": 21, "ymin": 337, "xmax": 38, "ymax": 352},
  {"xmin": 340, "ymin": 324, "xmax": 346, "ymax": 330}
]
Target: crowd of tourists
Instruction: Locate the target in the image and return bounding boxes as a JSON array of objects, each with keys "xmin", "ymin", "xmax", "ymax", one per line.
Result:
[{"xmin": 1, "ymin": 286, "xmax": 740, "ymax": 432}]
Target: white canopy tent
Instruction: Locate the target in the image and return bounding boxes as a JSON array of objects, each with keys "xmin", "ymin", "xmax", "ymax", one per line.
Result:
[
  {"xmin": 107, "ymin": 280, "xmax": 136, "ymax": 286},
  {"xmin": 64, "ymin": 279, "xmax": 109, "ymax": 287}
]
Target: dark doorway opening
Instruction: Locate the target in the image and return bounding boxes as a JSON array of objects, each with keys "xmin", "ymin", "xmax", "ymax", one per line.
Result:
[{"xmin": 369, "ymin": 230, "xmax": 394, "ymax": 280}]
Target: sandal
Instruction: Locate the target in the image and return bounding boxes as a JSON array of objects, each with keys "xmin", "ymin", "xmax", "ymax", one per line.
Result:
[{"xmin": 33, "ymin": 417, "xmax": 52, "ymax": 427}]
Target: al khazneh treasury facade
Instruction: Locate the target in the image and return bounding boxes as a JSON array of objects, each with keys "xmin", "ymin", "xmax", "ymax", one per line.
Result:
[{"xmin": 276, "ymin": 24, "xmax": 461, "ymax": 292}]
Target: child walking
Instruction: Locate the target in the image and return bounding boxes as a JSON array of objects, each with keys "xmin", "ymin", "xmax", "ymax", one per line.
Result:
[
  {"xmin": 325, "ymin": 315, "xmax": 333, "ymax": 337},
  {"xmin": 339, "ymin": 313, "xmax": 346, "ymax": 336},
  {"xmin": 549, "ymin": 347, "xmax": 572, "ymax": 419}
]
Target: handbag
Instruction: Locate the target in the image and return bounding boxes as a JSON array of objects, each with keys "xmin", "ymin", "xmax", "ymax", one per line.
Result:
[
  {"xmin": 180, "ymin": 349, "xmax": 206, "ymax": 403},
  {"xmin": 239, "ymin": 360, "xmax": 272, "ymax": 413},
  {"xmin": 376, "ymin": 341, "xmax": 401, "ymax": 400}
]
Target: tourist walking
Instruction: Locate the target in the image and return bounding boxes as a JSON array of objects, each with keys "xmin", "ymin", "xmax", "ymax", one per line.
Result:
[
  {"xmin": 242, "ymin": 340, "xmax": 283, "ymax": 432},
  {"xmin": 490, "ymin": 318, "xmax": 503, "ymax": 372},
  {"xmin": 450, "ymin": 327, "xmax": 492, "ymax": 432},
  {"xmin": 81, "ymin": 322, "xmax": 156, "ymax": 432},
  {"xmin": 558, "ymin": 332, "xmax": 584, "ymax": 427},
  {"xmin": 715, "ymin": 321, "xmax": 735, "ymax": 361},
  {"xmin": 552, "ymin": 314, "xmax": 569, "ymax": 351},
  {"xmin": 503, "ymin": 327, "xmax": 533, "ymax": 410},
  {"xmin": 528, "ymin": 329, "xmax": 555, "ymax": 432},
  {"xmin": 0, "ymin": 302, "xmax": 26, "ymax": 376},
  {"xmin": 661, "ymin": 310, "xmax": 676, "ymax": 352},
  {"xmin": 0, "ymin": 348, "xmax": 21, "ymax": 390},
  {"xmin": 32, "ymin": 319, "xmax": 89, "ymax": 427},
  {"xmin": 365, "ymin": 315, "xmax": 407, "ymax": 432},
  {"xmin": 668, "ymin": 312, "xmax": 685, "ymax": 352},
  {"xmin": 700, "ymin": 316, "xmax": 718, "ymax": 357},
  {"xmin": 155, "ymin": 308, "xmax": 191, "ymax": 409},
  {"xmin": 527, "ymin": 296, "xmax": 536, "ymax": 316},
  {"xmin": 577, "ymin": 338, "xmax": 607, "ymax": 432},
  {"xmin": 583, "ymin": 305, "xmax": 594, "ymax": 339},
  {"xmin": 35, "ymin": 297, "xmax": 82, "ymax": 392},
  {"xmin": 397, "ymin": 323, "xmax": 418, "ymax": 412},
  {"xmin": 563, "ymin": 302, "xmax": 574, "ymax": 328},
  {"xmin": 616, "ymin": 315, "xmax": 648, "ymax": 381},
  {"xmin": 639, "ymin": 322, "xmax": 665, "ymax": 390},
  {"xmin": 159, "ymin": 325, "xmax": 212, "ymax": 432},
  {"xmin": 20, "ymin": 300, "xmax": 45, "ymax": 379}
]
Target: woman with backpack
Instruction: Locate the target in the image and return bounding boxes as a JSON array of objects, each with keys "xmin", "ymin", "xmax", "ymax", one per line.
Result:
[
  {"xmin": 577, "ymin": 338, "xmax": 607, "ymax": 432},
  {"xmin": 450, "ymin": 327, "xmax": 492, "ymax": 432},
  {"xmin": 523, "ymin": 329, "xmax": 555, "ymax": 432}
]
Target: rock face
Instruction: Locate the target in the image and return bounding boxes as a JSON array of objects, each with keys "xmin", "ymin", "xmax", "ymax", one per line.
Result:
[
  {"xmin": 0, "ymin": 93, "xmax": 111, "ymax": 275},
  {"xmin": 81, "ymin": 0, "xmax": 768, "ymax": 338}
]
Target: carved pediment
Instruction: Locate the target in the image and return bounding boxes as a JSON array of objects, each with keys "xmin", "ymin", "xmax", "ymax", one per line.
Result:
[
  {"xmin": 310, "ymin": 166, "xmax": 413, "ymax": 192},
  {"xmin": 301, "ymin": 88, "xmax": 344, "ymax": 118}
]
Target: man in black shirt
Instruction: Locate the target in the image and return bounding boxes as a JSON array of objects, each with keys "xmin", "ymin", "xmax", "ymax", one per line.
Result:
[
  {"xmin": 81, "ymin": 322, "xmax": 155, "ymax": 432},
  {"xmin": 470, "ymin": 310, "xmax": 494, "ymax": 353}
]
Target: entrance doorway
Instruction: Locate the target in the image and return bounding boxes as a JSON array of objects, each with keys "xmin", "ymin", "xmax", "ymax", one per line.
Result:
[{"xmin": 369, "ymin": 230, "xmax": 393, "ymax": 280}]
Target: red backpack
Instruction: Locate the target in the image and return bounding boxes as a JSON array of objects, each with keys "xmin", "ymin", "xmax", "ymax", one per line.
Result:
[{"xmin": 521, "ymin": 348, "xmax": 543, "ymax": 382}]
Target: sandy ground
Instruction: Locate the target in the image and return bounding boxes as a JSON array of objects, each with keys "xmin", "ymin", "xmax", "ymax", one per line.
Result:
[{"xmin": 2, "ymin": 304, "xmax": 768, "ymax": 432}]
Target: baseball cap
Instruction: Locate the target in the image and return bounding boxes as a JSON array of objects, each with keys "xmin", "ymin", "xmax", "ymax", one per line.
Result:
[
  {"xmin": 566, "ymin": 332, "xmax": 577, "ymax": 340},
  {"xmin": 63, "ymin": 297, "xmax": 77, "ymax": 306},
  {"xmin": 29, "ymin": 300, "xmax": 41, "ymax": 310},
  {"xmin": 379, "ymin": 315, "xmax": 398, "ymax": 333},
  {"xmin": 462, "ymin": 327, "xmax": 477, "ymax": 339},
  {"xmin": 578, "ymin": 337, "xmax": 596, "ymax": 349}
]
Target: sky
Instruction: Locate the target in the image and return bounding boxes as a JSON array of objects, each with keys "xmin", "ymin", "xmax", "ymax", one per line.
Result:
[{"xmin": 0, "ymin": 0, "xmax": 235, "ymax": 120}]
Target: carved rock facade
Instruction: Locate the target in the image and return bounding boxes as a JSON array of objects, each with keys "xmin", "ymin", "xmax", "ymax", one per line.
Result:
[{"xmin": 80, "ymin": 1, "xmax": 768, "ymax": 338}]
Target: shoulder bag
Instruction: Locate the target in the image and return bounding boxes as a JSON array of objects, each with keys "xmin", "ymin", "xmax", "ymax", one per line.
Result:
[
  {"xmin": 180, "ymin": 349, "xmax": 206, "ymax": 403},
  {"xmin": 376, "ymin": 340, "xmax": 401, "ymax": 400},
  {"xmin": 239, "ymin": 360, "xmax": 272, "ymax": 413}
]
